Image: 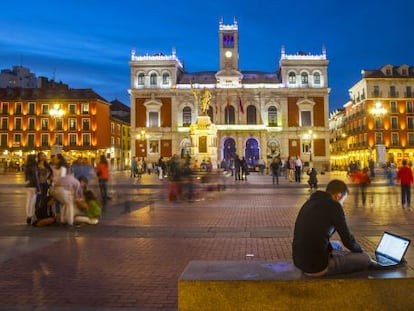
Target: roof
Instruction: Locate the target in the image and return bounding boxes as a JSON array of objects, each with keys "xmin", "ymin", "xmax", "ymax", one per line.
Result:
[{"xmin": 0, "ymin": 87, "xmax": 108, "ymax": 102}]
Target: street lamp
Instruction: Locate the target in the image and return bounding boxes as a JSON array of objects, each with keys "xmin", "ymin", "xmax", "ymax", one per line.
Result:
[
  {"xmin": 370, "ymin": 101, "xmax": 387, "ymax": 166},
  {"xmin": 49, "ymin": 103, "xmax": 65, "ymax": 155}
]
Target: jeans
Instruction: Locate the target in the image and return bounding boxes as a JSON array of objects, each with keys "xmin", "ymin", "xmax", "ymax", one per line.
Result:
[
  {"xmin": 401, "ymin": 184, "xmax": 411, "ymax": 206},
  {"xmin": 327, "ymin": 249, "xmax": 372, "ymax": 275}
]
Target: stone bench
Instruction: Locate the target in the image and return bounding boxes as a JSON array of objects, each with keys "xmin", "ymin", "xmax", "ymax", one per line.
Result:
[{"xmin": 178, "ymin": 260, "xmax": 414, "ymax": 311}]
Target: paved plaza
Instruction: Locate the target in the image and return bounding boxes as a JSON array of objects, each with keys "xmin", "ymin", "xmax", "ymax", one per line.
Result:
[{"xmin": 0, "ymin": 170, "xmax": 413, "ymax": 310}]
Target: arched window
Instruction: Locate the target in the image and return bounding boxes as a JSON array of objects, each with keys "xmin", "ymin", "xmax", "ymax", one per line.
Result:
[
  {"xmin": 246, "ymin": 105, "xmax": 256, "ymax": 124},
  {"xmin": 150, "ymin": 73, "xmax": 157, "ymax": 87},
  {"xmin": 268, "ymin": 106, "xmax": 277, "ymax": 126},
  {"xmin": 137, "ymin": 73, "xmax": 145, "ymax": 86},
  {"xmin": 313, "ymin": 72, "xmax": 320, "ymax": 85},
  {"xmin": 182, "ymin": 107, "xmax": 192, "ymax": 127},
  {"xmin": 288, "ymin": 72, "xmax": 296, "ymax": 84},
  {"xmin": 162, "ymin": 73, "xmax": 170, "ymax": 85},
  {"xmin": 301, "ymin": 72, "xmax": 308, "ymax": 84},
  {"xmin": 224, "ymin": 106, "xmax": 235, "ymax": 124}
]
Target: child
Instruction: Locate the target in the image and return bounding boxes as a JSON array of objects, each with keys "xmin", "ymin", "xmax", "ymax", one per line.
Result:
[
  {"xmin": 307, "ymin": 167, "xmax": 318, "ymax": 191},
  {"xmin": 74, "ymin": 190, "xmax": 102, "ymax": 225}
]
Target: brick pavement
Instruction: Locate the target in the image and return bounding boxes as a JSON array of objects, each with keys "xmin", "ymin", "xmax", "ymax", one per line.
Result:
[{"xmin": 0, "ymin": 171, "xmax": 413, "ymax": 310}]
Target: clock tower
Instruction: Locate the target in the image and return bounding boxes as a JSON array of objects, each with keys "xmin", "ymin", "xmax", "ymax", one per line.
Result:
[{"xmin": 216, "ymin": 17, "xmax": 242, "ymax": 86}]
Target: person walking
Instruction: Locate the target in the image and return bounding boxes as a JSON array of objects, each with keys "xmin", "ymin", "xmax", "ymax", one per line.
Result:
[
  {"xmin": 307, "ymin": 167, "xmax": 318, "ymax": 191},
  {"xmin": 397, "ymin": 159, "xmax": 413, "ymax": 209},
  {"xmin": 294, "ymin": 156, "xmax": 303, "ymax": 183},
  {"xmin": 270, "ymin": 157, "xmax": 281, "ymax": 185},
  {"xmin": 95, "ymin": 154, "xmax": 111, "ymax": 204},
  {"xmin": 24, "ymin": 154, "xmax": 40, "ymax": 224}
]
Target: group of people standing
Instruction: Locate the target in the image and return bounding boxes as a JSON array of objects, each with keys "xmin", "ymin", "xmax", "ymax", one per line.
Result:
[{"xmin": 24, "ymin": 153, "xmax": 110, "ymax": 227}]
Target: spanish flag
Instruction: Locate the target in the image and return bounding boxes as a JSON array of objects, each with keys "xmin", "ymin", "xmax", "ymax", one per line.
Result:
[{"xmin": 239, "ymin": 97, "xmax": 244, "ymax": 113}]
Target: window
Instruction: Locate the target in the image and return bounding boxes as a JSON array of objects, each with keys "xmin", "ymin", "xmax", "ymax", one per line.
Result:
[
  {"xmin": 224, "ymin": 105, "xmax": 235, "ymax": 124},
  {"xmin": 162, "ymin": 73, "xmax": 170, "ymax": 85},
  {"xmin": 28, "ymin": 102, "xmax": 35, "ymax": 115},
  {"xmin": 15, "ymin": 103, "xmax": 22, "ymax": 115},
  {"xmin": 313, "ymin": 72, "xmax": 321, "ymax": 85},
  {"xmin": 1, "ymin": 103, "xmax": 9, "ymax": 114},
  {"xmin": 41, "ymin": 104, "xmax": 49, "ymax": 115},
  {"xmin": 301, "ymin": 72, "xmax": 308, "ymax": 84},
  {"xmin": 1, "ymin": 118, "xmax": 7, "ymax": 130},
  {"xmin": 41, "ymin": 119, "xmax": 49, "ymax": 130},
  {"xmin": 375, "ymin": 132, "xmax": 383, "ymax": 145},
  {"xmin": 69, "ymin": 104, "xmax": 76, "ymax": 114},
  {"xmin": 391, "ymin": 133, "xmax": 399, "ymax": 146},
  {"xmin": 111, "ymin": 122, "xmax": 115, "ymax": 134},
  {"xmin": 406, "ymin": 86, "xmax": 412, "ymax": 98},
  {"xmin": 69, "ymin": 119, "xmax": 77, "ymax": 130},
  {"xmin": 300, "ymin": 111, "xmax": 311, "ymax": 127},
  {"xmin": 82, "ymin": 118, "xmax": 90, "ymax": 130},
  {"xmin": 0, "ymin": 134, "xmax": 7, "ymax": 147},
  {"xmin": 246, "ymin": 105, "xmax": 256, "ymax": 124},
  {"xmin": 148, "ymin": 111, "xmax": 159, "ymax": 127},
  {"xmin": 373, "ymin": 86, "xmax": 380, "ymax": 97},
  {"xmin": 138, "ymin": 73, "xmax": 145, "ymax": 86},
  {"xmin": 14, "ymin": 118, "xmax": 22, "ymax": 130},
  {"xmin": 374, "ymin": 117, "xmax": 382, "ymax": 129},
  {"xmin": 81, "ymin": 103, "xmax": 89, "ymax": 114},
  {"xmin": 390, "ymin": 86, "xmax": 397, "ymax": 97},
  {"xmin": 408, "ymin": 117, "xmax": 414, "ymax": 130},
  {"xmin": 268, "ymin": 106, "xmax": 277, "ymax": 126},
  {"xmin": 56, "ymin": 119, "xmax": 63, "ymax": 131},
  {"xmin": 27, "ymin": 118, "xmax": 35, "ymax": 130},
  {"xmin": 407, "ymin": 101, "xmax": 413, "ymax": 113},
  {"xmin": 288, "ymin": 72, "xmax": 296, "ymax": 84},
  {"xmin": 55, "ymin": 134, "xmax": 63, "ymax": 146},
  {"xmin": 149, "ymin": 140, "xmax": 159, "ymax": 153},
  {"xmin": 41, "ymin": 134, "xmax": 49, "ymax": 147},
  {"xmin": 390, "ymin": 101, "xmax": 397, "ymax": 113},
  {"xmin": 150, "ymin": 73, "xmax": 157, "ymax": 87},
  {"xmin": 183, "ymin": 107, "xmax": 192, "ymax": 127},
  {"xmin": 69, "ymin": 134, "xmax": 77, "ymax": 146},
  {"xmin": 82, "ymin": 134, "xmax": 91, "ymax": 146},
  {"xmin": 408, "ymin": 133, "xmax": 414, "ymax": 146},
  {"xmin": 14, "ymin": 134, "xmax": 21, "ymax": 145},
  {"xmin": 391, "ymin": 117, "xmax": 398, "ymax": 129},
  {"xmin": 117, "ymin": 124, "xmax": 121, "ymax": 134},
  {"xmin": 27, "ymin": 134, "xmax": 35, "ymax": 148}
]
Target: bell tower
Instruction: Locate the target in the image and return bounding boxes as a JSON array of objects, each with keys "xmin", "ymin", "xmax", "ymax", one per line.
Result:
[
  {"xmin": 216, "ymin": 17, "xmax": 242, "ymax": 87},
  {"xmin": 219, "ymin": 16, "xmax": 239, "ymax": 71}
]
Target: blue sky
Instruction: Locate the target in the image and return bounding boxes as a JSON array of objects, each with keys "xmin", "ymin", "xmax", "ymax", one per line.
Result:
[{"xmin": 1, "ymin": 0, "xmax": 413, "ymax": 111}]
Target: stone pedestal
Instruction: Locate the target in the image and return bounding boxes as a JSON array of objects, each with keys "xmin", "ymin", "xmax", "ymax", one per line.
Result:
[{"xmin": 190, "ymin": 115, "xmax": 218, "ymax": 168}]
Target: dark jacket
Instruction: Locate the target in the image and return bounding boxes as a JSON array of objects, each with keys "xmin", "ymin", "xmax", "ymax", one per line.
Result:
[{"xmin": 292, "ymin": 191, "xmax": 362, "ymax": 273}]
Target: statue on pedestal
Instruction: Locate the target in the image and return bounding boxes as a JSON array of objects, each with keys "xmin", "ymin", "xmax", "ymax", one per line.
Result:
[{"xmin": 191, "ymin": 86, "xmax": 211, "ymax": 116}]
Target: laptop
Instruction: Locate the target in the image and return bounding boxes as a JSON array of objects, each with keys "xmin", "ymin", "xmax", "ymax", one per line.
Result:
[{"xmin": 373, "ymin": 231, "xmax": 411, "ymax": 267}]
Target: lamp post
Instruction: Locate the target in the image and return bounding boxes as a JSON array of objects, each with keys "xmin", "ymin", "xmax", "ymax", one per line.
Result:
[
  {"xmin": 49, "ymin": 103, "xmax": 65, "ymax": 155},
  {"xmin": 136, "ymin": 130, "xmax": 149, "ymax": 158},
  {"xmin": 370, "ymin": 101, "xmax": 387, "ymax": 166}
]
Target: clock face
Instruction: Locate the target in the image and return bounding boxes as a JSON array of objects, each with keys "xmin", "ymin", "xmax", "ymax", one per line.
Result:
[
  {"xmin": 223, "ymin": 34, "xmax": 234, "ymax": 48},
  {"xmin": 225, "ymin": 51, "xmax": 232, "ymax": 58}
]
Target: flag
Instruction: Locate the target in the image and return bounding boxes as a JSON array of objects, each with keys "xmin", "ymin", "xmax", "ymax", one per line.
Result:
[
  {"xmin": 215, "ymin": 98, "xmax": 218, "ymax": 114},
  {"xmin": 239, "ymin": 97, "xmax": 244, "ymax": 113}
]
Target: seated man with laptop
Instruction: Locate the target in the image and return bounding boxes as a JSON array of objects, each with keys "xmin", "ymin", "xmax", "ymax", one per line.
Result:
[{"xmin": 292, "ymin": 179, "xmax": 410, "ymax": 277}]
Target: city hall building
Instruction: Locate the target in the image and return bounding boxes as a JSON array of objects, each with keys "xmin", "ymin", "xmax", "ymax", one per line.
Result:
[{"xmin": 129, "ymin": 18, "xmax": 331, "ymax": 171}]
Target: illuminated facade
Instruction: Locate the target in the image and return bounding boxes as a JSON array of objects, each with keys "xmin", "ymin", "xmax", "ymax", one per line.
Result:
[
  {"xmin": 0, "ymin": 87, "xmax": 112, "ymax": 169},
  {"xmin": 343, "ymin": 64, "xmax": 414, "ymax": 167},
  {"xmin": 129, "ymin": 18, "xmax": 331, "ymax": 171}
]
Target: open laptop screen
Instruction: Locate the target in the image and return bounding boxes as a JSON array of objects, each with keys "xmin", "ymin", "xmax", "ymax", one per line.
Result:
[{"xmin": 376, "ymin": 231, "xmax": 411, "ymax": 262}]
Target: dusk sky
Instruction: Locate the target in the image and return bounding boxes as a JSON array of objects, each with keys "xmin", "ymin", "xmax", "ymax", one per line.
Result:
[{"xmin": 1, "ymin": 0, "xmax": 413, "ymax": 112}]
